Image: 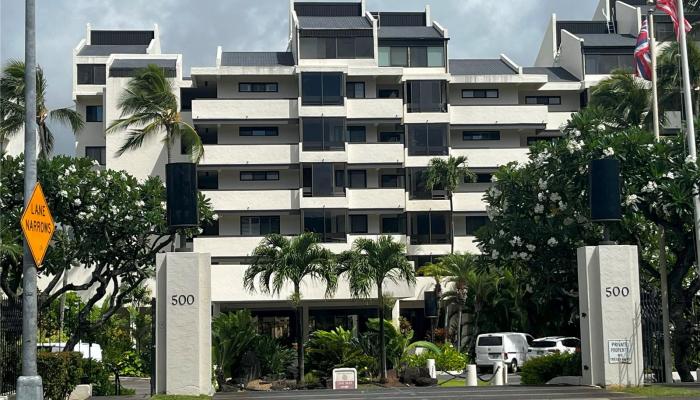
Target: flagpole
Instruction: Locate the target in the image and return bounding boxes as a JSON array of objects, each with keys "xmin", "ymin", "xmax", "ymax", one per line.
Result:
[
  {"xmin": 647, "ymin": 8, "xmax": 673, "ymax": 383},
  {"xmin": 676, "ymin": 0, "xmax": 700, "ymax": 280}
]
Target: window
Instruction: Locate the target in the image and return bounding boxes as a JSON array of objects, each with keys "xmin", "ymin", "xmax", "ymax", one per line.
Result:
[
  {"xmin": 527, "ymin": 136, "xmax": 557, "ymax": 145},
  {"xmin": 410, "ymin": 47, "xmax": 428, "ymax": 67},
  {"xmin": 410, "ymin": 212, "xmax": 449, "ymax": 244},
  {"xmin": 409, "ymin": 168, "xmax": 443, "ymax": 199},
  {"xmin": 466, "ymin": 216, "xmax": 489, "ymax": 235},
  {"xmin": 463, "ymin": 131, "xmax": 500, "ymax": 141},
  {"xmin": 241, "ymin": 216, "xmax": 280, "ymax": 236},
  {"xmin": 406, "ymin": 80, "xmax": 447, "ymax": 113},
  {"xmin": 467, "ymin": 173, "xmax": 493, "ymax": 183},
  {"xmin": 427, "ymin": 46, "xmax": 445, "ymax": 67},
  {"xmin": 379, "ymin": 131, "xmax": 403, "ymax": 143},
  {"xmin": 85, "ymin": 105, "xmax": 103, "ymax": 122},
  {"xmin": 303, "ymin": 164, "xmax": 346, "ymax": 197},
  {"xmin": 377, "ymin": 87, "xmax": 401, "ymax": 99},
  {"xmin": 407, "ymin": 124, "xmax": 448, "ymax": 156},
  {"xmin": 350, "ymin": 215, "xmax": 368, "ymax": 233},
  {"xmin": 302, "ymin": 117, "xmax": 345, "ymax": 151},
  {"xmin": 379, "ymin": 46, "xmax": 445, "ymax": 67},
  {"xmin": 199, "ymin": 127, "xmax": 218, "ymax": 144},
  {"xmin": 300, "ymin": 36, "xmax": 374, "ymax": 59},
  {"xmin": 347, "ymin": 126, "xmax": 366, "ymax": 143},
  {"xmin": 389, "ymin": 47, "xmax": 409, "ymax": 67},
  {"xmin": 85, "ymin": 146, "xmax": 106, "ymax": 166},
  {"xmin": 240, "ymin": 171, "xmax": 280, "ymax": 181},
  {"xmin": 584, "ymin": 53, "xmax": 634, "ymax": 75},
  {"xmin": 462, "ymin": 89, "xmax": 499, "ymax": 99},
  {"xmin": 77, "ymin": 64, "xmax": 106, "ymax": 85},
  {"xmin": 201, "ymin": 220, "xmax": 219, "ymax": 236},
  {"xmin": 381, "ymin": 214, "xmax": 405, "ymax": 234},
  {"xmin": 347, "ymin": 170, "xmax": 367, "ymax": 189},
  {"xmin": 239, "ymin": 82, "xmax": 278, "ymax": 93},
  {"xmin": 240, "ymin": 127, "xmax": 279, "ymax": 137},
  {"xmin": 346, "ymin": 82, "xmax": 365, "ymax": 99},
  {"xmin": 304, "ymin": 209, "xmax": 347, "ymax": 242},
  {"xmin": 477, "ymin": 336, "xmax": 503, "ymax": 346},
  {"xmin": 198, "ymin": 171, "xmax": 219, "ymax": 189},
  {"xmin": 380, "ymin": 169, "xmax": 404, "ymax": 188},
  {"xmin": 525, "ymin": 96, "xmax": 561, "ymax": 105},
  {"xmin": 301, "ymin": 72, "xmax": 344, "ymax": 106}
]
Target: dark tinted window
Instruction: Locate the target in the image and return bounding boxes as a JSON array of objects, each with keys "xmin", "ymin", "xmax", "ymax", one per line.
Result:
[
  {"xmin": 241, "ymin": 216, "xmax": 280, "ymax": 236},
  {"xmin": 531, "ymin": 340, "xmax": 557, "ymax": 348},
  {"xmin": 346, "ymin": 82, "xmax": 365, "ymax": 99},
  {"xmin": 347, "ymin": 126, "xmax": 366, "ymax": 143},
  {"xmin": 240, "ymin": 171, "xmax": 280, "ymax": 181},
  {"xmin": 584, "ymin": 53, "xmax": 634, "ymax": 74},
  {"xmin": 406, "ymin": 80, "xmax": 447, "ymax": 113},
  {"xmin": 240, "ymin": 127, "xmax": 279, "ymax": 137},
  {"xmin": 379, "ymin": 131, "xmax": 402, "ymax": 143},
  {"xmin": 300, "ymin": 37, "xmax": 374, "ymax": 59},
  {"xmin": 390, "ymin": 47, "xmax": 408, "ymax": 67},
  {"xmin": 462, "ymin": 89, "xmax": 499, "ymax": 99},
  {"xmin": 470, "ymin": 173, "xmax": 492, "ymax": 183},
  {"xmin": 463, "ymin": 131, "xmax": 500, "ymax": 141},
  {"xmin": 410, "ymin": 47, "xmax": 428, "ymax": 67},
  {"xmin": 199, "ymin": 127, "xmax": 218, "ymax": 144},
  {"xmin": 201, "ymin": 220, "xmax": 219, "ymax": 236},
  {"xmin": 85, "ymin": 146, "xmax": 106, "ymax": 165},
  {"xmin": 527, "ymin": 136, "xmax": 556, "ymax": 145},
  {"xmin": 477, "ymin": 336, "xmax": 503, "ymax": 346},
  {"xmin": 301, "ymin": 72, "xmax": 344, "ymax": 106},
  {"xmin": 302, "ymin": 118, "xmax": 346, "ymax": 151},
  {"xmin": 239, "ymin": 82, "xmax": 278, "ymax": 92},
  {"xmin": 350, "ymin": 214, "xmax": 368, "ymax": 233},
  {"xmin": 525, "ymin": 96, "xmax": 561, "ymax": 105},
  {"xmin": 85, "ymin": 105, "xmax": 103, "ymax": 122},
  {"xmin": 377, "ymin": 87, "xmax": 401, "ymax": 99},
  {"xmin": 77, "ymin": 64, "xmax": 106, "ymax": 85},
  {"xmin": 347, "ymin": 170, "xmax": 366, "ymax": 188},
  {"xmin": 562, "ymin": 338, "xmax": 580, "ymax": 348},
  {"xmin": 381, "ymin": 214, "xmax": 405, "ymax": 234},
  {"xmin": 198, "ymin": 171, "xmax": 218, "ymax": 189},
  {"xmin": 408, "ymin": 124, "xmax": 448, "ymax": 156},
  {"xmin": 466, "ymin": 216, "xmax": 489, "ymax": 235}
]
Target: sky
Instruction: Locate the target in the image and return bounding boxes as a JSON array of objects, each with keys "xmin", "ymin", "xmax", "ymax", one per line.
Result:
[{"xmin": 0, "ymin": 0, "xmax": 598, "ymax": 156}]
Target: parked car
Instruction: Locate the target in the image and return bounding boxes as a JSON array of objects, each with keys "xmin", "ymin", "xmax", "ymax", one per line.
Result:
[
  {"xmin": 38, "ymin": 342, "xmax": 102, "ymax": 360},
  {"xmin": 475, "ymin": 332, "xmax": 534, "ymax": 373},
  {"xmin": 527, "ymin": 336, "xmax": 580, "ymax": 359}
]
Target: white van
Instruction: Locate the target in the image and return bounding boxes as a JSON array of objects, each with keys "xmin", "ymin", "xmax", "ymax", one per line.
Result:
[{"xmin": 475, "ymin": 332, "xmax": 534, "ymax": 373}]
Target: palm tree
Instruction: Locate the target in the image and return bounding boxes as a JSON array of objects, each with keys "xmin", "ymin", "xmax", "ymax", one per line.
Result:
[
  {"xmin": 244, "ymin": 233, "xmax": 337, "ymax": 385},
  {"xmin": 0, "ymin": 59, "xmax": 84, "ymax": 157},
  {"xmin": 433, "ymin": 253, "xmax": 478, "ymax": 353},
  {"xmin": 657, "ymin": 41, "xmax": 700, "ymax": 117},
  {"xmin": 106, "ymin": 64, "xmax": 203, "ymax": 162},
  {"xmin": 425, "ymin": 156, "xmax": 475, "ymax": 253},
  {"xmin": 589, "ymin": 69, "xmax": 651, "ymax": 128},
  {"xmin": 337, "ymin": 236, "xmax": 415, "ymax": 382}
]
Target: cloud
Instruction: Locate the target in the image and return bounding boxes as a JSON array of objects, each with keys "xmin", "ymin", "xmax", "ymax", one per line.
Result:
[{"xmin": 0, "ymin": 0, "xmax": 595, "ymax": 156}]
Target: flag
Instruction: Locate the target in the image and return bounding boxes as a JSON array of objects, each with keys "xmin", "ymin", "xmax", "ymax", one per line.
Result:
[
  {"xmin": 656, "ymin": 0, "xmax": 692, "ymax": 40},
  {"xmin": 635, "ymin": 19, "xmax": 653, "ymax": 80}
]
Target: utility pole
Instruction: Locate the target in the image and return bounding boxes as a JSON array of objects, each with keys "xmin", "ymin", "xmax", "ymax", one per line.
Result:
[
  {"xmin": 16, "ymin": 0, "xmax": 44, "ymax": 398},
  {"xmin": 646, "ymin": 7, "xmax": 673, "ymax": 383}
]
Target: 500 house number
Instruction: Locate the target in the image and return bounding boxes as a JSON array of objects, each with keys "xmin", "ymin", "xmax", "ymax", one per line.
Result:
[
  {"xmin": 605, "ymin": 286, "xmax": 630, "ymax": 298},
  {"xmin": 171, "ymin": 294, "xmax": 195, "ymax": 306}
]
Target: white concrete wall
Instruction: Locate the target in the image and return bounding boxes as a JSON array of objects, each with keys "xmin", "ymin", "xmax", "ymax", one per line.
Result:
[
  {"xmin": 192, "ymin": 99, "xmax": 299, "ymax": 121},
  {"xmin": 217, "ymin": 75, "xmax": 297, "ymax": 99},
  {"xmin": 535, "ymin": 14, "xmax": 557, "ymax": 67},
  {"xmin": 450, "ymin": 105, "xmax": 548, "ymax": 126},
  {"xmin": 559, "ymin": 30, "xmax": 585, "ymax": 80},
  {"xmin": 615, "ymin": 1, "xmax": 642, "ymax": 36},
  {"xmin": 347, "ymin": 143, "xmax": 404, "ymax": 164},
  {"xmin": 202, "ymin": 189, "xmax": 300, "ymax": 211}
]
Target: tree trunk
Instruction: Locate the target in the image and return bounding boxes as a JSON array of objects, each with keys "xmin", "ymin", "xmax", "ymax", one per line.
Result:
[
  {"xmin": 166, "ymin": 125, "xmax": 173, "ymax": 164},
  {"xmin": 670, "ymin": 296, "xmax": 695, "ymax": 382},
  {"xmin": 449, "ymin": 193, "xmax": 455, "ymax": 254},
  {"xmin": 457, "ymin": 306, "xmax": 463, "ymax": 352},
  {"xmin": 63, "ymin": 328, "xmax": 81, "ymax": 352},
  {"xmin": 296, "ymin": 304, "xmax": 305, "ymax": 386},
  {"xmin": 378, "ymin": 284, "xmax": 387, "ymax": 382}
]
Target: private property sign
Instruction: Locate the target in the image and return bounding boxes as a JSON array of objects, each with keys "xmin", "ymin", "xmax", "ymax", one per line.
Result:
[
  {"xmin": 332, "ymin": 368, "xmax": 357, "ymax": 390},
  {"xmin": 608, "ymin": 339, "xmax": 632, "ymax": 364},
  {"xmin": 20, "ymin": 183, "xmax": 55, "ymax": 266}
]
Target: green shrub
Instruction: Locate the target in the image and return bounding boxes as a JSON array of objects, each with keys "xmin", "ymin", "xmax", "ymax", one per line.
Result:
[
  {"xmin": 521, "ymin": 352, "xmax": 582, "ymax": 385},
  {"xmin": 212, "ymin": 310, "xmax": 258, "ymax": 382},
  {"xmin": 435, "ymin": 343, "xmax": 468, "ymax": 371},
  {"xmin": 81, "ymin": 358, "xmax": 112, "ymax": 396},
  {"xmin": 254, "ymin": 335, "xmax": 295, "ymax": 377},
  {"xmin": 306, "ymin": 327, "xmax": 377, "ymax": 380},
  {"xmin": 117, "ymin": 350, "xmax": 147, "ymax": 377},
  {"xmin": 37, "ymin": 352, "xmax": 83, "ymax": 400},
  {"xmin": 303, "ymin": 372, "xmax": 320, "ymax": 388},
  {"xmin": 403, "ymin": 352, "xmax": 431, "ymax": 368}
]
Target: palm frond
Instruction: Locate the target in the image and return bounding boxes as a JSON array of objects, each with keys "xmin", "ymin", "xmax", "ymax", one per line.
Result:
[
  {"xmin": 177, "ymin": 121, "xmax": 205, "ymax": 162},
  {"xmin": 49, "ymin": 107, "xmax": 84, "ymax": 134}
]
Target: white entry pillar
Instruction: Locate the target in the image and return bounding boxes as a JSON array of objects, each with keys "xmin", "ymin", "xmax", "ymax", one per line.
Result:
[
  {"xmin": 156, "ymin": 252, "xmax": 213, "ymax": 395},
  {"xmin": 577, "ymin": 245, "xmax": 643, "ymax": 387}
]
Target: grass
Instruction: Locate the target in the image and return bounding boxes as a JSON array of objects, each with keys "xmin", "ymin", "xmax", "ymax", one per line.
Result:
[
  {"xmin": 437, "ymin": 377, "xmax": 489, "ymax": 387},
  {"xmin": 611, "ymin": 385, "xmax": 700, "ymax": 398},
  {"xmin": 150, "ymin": 395, "xmax": 212, "ymax": 400}
]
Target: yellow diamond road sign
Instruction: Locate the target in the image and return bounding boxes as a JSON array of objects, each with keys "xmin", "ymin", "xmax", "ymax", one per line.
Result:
[{"xmin": 20, "ymin": 183, "xmax": 55, "ymax": 267}]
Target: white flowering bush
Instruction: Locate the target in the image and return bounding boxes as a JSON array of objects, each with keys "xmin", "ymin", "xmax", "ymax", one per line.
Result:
[
  {"xmin": 478, "ymin": 107, "xmax": 700, "ymax": 343},
  {"xmin": 0, "ymin": 155, "xmax": 214, "ymax": 348}
]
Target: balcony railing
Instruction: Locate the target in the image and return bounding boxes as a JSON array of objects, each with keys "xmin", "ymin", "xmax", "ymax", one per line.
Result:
[
  {"xmin": 191, "ymin": 99, "xmax": 299, "ymax": 121},
  {"xmin": 200, "ymin": 144, "xmax": 299, "ymax": 166},
  {"xmin": 450, "ymin": 105, "xmax": 548, "ymax": 127}
]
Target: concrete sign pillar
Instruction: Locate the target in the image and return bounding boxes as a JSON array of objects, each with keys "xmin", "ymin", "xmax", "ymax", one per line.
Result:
[
  {"xmin": 577, "ymin": 245, "xmax": 643, "ymax": 387},
  {"xmin": 155, "ymin": 252, "xmax": 213, "ymax": 395}
]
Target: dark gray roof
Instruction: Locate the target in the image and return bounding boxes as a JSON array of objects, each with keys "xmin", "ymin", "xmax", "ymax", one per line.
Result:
[
  {"xmin": 77, "ymin": 44, "xmax": 148, "ymax": 56},
  {"xmin": 522, "ymin": 67, "xmax": 579, "ymax": 82},
  {"xmin": 578, "ymin": 34, "xmax": 637, "ymax": 47},
  {"xmin": 378, "ymin": 26, "xmax": 443, "ymax": 39},
  {"xmin": 449, "ymin": 59, "xmax": 516, "ymax": 75},
  {"xmin": 298, "ymin": 16, "xmax": 371, "ymax": 29},
  {"xmin": 111, "ymin": 59, "xmax": 176, "ymax": 69},
  {"xmin": 220, "ymin": 52, "xmax": 295, "ymax": 67}
]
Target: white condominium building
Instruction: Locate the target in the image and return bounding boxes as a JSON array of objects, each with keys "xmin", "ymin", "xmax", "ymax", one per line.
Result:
[{"xmin": 71, "ymin": 0, "xmax": 603, "ymax": 340}]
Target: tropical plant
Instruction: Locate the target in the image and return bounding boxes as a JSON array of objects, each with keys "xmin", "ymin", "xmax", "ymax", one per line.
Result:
[
  {"xmin": 359, "ymin": 318, "xmax": 438, "ymax": 372},
  {"xmin": 425, "ymin": 156, "xmax": 475, "ymax": 253},
  {"xmin": 306, "ymin": 327, "xmax": 377, "ymax": 382},
  {"xmin": 0, "ymin": 59, "xmax": 84, "ymax": 157},
  {"xmin": 337, "ymin": 236, "xmax": 415, "ymax": 382},
  {"xmin": 435, "ymin": 343, "xmax": 469, "ymax": 372},
  {"xmin": 432, "ymin": 253, "xmax": 478, "ymax": 351},
  {"xmin": 106, "ymin": 64, "xmax": 203, "ymax": 162},
  {"xmin": 478, "ymin": 107, "xmax": 700, "ymax": 381},
  {"xmin": 254, "ymin": 335, "xmax": 295, "ymax": 378},
  {"xmin": 211, "ymin": 310, "xmax": 258, "ymax": 387},
  {"xmin": 590, "ymin": 70, "xmax": 651, "ymax": 128},
  {"xmin": 657, "ymin": 41, "xmax": 700, "ymax": 116},
  {"xmin": 520, "ymin": 352, "xmax": 581, "ymax": 385},
  {"xmin": 244, "ymin": 233, "xmax": 337, "ymax": 385}
]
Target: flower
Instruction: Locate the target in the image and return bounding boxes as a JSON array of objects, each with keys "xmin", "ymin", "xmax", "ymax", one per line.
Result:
[
  {"xmin": 519, "ymin": 252, "xmax": 529, "ymax": 260},
  {"xmin": 563, "ymin": 217, "xmax": 574, "ymax": 226},
  {"xmin": 641, "ymin": 181, "xmax": 657, "ymax": 193},
  {"xmin": 160, "ymin": 201, "xmax": 167, "ymax": 209},
  {"xmin": 664, "ymin": 172, "xmax": 676, "ymax": 179},
  {"xmin": 597, "ymin": 124, "xmax": 606, "ymax": 131},
  {"xmin": 538, "ymin": 178, "xmax": 548, "ymax": 190},
  {"xmin": 509, "ymin": 236, "xmax": 523, "ymax": 247},
  {"xmin": 572, "ymin": 129, "xmax": 581, "ymax": 137},
  {"xmin": 59, "ymin": 190, "xmax": 68, "ymax": 198},
  {"xmin": 77, "ymin": 212, "xmax": 86, "ymax": 220},
  {"xmin": 491, "ymin": 175, "xmax": 499, "ymax": 182},
  {"xmin": 526, "ymin": 244, "xmax": 536, "ymax": 252},
  {"xmin": 603, "ymin": 147, "xmax": 615, "ymax": 157},
  {"xmin": 73, "ymin": 198, "xmax": 82, "ymax": 206},
  {"xmin": 135, "ymin": 200, "xmax": 145, "ymax": 207},
  {"xmin": 566, "ymin": 140, "xmax": 583, "ymax": 153},
  {"xmin": 87, "ymin": 205, "xmax": 96, "ymax": 212},
  {"xmin": 212, "ymin": 214, "xmax": 219, "ymax": 221},
  {"xmin": 534, "ymin": 204, "xmax": 545, "ymax": 214},
  {"xmin": 558, "ymin": 201, "xmax": 567, "ymax": 211},
  {"xmin": 489, "ymin": 187, "xmax": 502, "ymax": 198},
  {"xmin": 550, "ymin": 192, "xmax": 561, "ymax": 202},
  {"xmin": 547, "ymin": 237, "xmax": 559, "ymax": 247},
  {"xmin": 624, "ymin": 194, "xmax": 640, "ymax": 207}
]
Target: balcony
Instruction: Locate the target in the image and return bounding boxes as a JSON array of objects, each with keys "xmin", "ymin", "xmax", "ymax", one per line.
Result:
[
  {"xmin": 407, "ymin": 242, "xmax": 452, "ymax": 256},
  {"xmin": 300, "ymin": 192, "xmax": 348, "ymax": 209},
  {"xmin": 193, "ymin": 236, "xmax": 274, "ymax": 258},
  {"xmin": 453, "ymin": 192, "xmax": 487, "ymax": 212},
  {"xmin": 450, "ymin": 105, "xmax": 548, "ymax": 128},
  {"xmin": 201, "ymin": 144, "xmax": 299, "ymax": 166},
  {"xmin": 201, "ymin": 190, "xmax": 300, "ymax": 211},
  {"xmin": 191, "ymin": 99, "xmax": 298, "ymax": 121},
  {"xmin": 346, "ymin": 98, "xmax": 403, "ymax": 121},
  {"xmin": 450, "ymin": 148, "xmax": 529, "ymax": 168},
  {"xmin": 347, "ymin": 188, "xmax": 406, "ymax": 210},
  {"xmin": 405, "ymin": 196, "xmax": 450, "ymax": 212},
  {"xmin": 347, "ymin": 143, "xmax": 404, "ymax": 164},
  {"xmin": 454, "ymin": 236, "xmax": 482, "ymax": 254},
  {"xmin": 547, "ymin": 111, "xmax": 575, "ymax": 131}
]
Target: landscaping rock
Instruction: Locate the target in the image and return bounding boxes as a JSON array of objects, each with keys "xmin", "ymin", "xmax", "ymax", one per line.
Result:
[
  {"xmin": 401, "ymin": 367, "xmax": 420, "ymax": 384},
  {"xmin": 245, "ymin": 379, "xmax": 272, "ymax": 391},
  {"xmin": 415, "ymin": 377, "xmax": 437, "ymax": 386}
]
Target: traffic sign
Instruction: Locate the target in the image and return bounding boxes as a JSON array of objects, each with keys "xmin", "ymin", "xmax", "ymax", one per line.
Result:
[{"xmin": 20, "ymin": 183, "xmax": 55, "ymax": 267}]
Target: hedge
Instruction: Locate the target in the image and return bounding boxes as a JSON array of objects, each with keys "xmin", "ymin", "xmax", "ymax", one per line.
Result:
[
  {"xmin": 37, "ymin": 352, "xmax": 83, "ymax": 400},
  {"xmin": 520, "ymin": 352, "xmax": 582, "ymax": 385}
]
